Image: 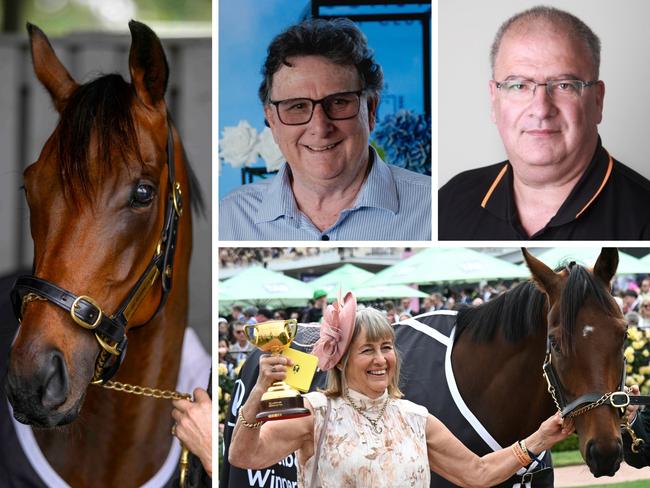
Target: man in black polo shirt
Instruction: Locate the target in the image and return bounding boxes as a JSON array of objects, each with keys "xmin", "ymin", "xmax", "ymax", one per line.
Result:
[{"xmin": 439, "ymin": 6, "xmax": 650, "ymax": 240}]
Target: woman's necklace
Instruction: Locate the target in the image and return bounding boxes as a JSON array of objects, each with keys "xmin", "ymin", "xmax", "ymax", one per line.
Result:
[{"xmin": 344, "ymin": 392, "xmax": 390, "ymax": 434}]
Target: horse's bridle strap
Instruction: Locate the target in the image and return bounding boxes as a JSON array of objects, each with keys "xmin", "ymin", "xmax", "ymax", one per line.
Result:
[{"xmin": 12, "ymin": 276, "xmax": 126, "ymax": 345}]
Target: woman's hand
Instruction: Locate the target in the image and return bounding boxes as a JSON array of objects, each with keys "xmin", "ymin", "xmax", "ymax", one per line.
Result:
[
  {"xmin": 172, "ymin": 388, "xmax": 212, "ymax": 477},
  {"xmin": 529, "ymin": 412, "xmax": 575, "ymax": 453},
  {"xmin": 626, "ymin": 385, "xmax": 640, "ymax": 422},
  {"xmin": 255, "ymin": 354, "xmax": 294, "ymax": 392}
]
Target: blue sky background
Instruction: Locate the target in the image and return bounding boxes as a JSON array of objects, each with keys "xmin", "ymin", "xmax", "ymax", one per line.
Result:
[{"xmin": 218, "ymin": 0, "xmax": 429, "ymax": 196}]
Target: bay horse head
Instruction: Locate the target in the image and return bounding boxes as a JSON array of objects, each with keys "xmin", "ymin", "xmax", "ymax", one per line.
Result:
[
  {"xmin": 5, "ymin": 21, "xmax": 192, "ymax": 429},
  {"xmin": 523, "ymin": 248, "xmax": 627, "ymax": 477}
]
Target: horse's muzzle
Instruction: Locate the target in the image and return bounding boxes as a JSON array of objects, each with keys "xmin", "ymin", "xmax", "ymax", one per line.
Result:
[
  {"xmin": 585, "ymin": 438, "xmax": 623, "ymax": 477},
  {"xmin": 5, "ymin": 348, "xmax": 79, "ymax": 428}
]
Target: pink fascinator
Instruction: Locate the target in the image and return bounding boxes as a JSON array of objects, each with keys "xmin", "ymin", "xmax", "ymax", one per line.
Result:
[{"xmin": 312, "ymin": 291, "xmax": 357, "ymax": 371}]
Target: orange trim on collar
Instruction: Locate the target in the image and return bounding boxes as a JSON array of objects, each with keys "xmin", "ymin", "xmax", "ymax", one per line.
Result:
[
  {"xmin": 481, "ymin": 164, "xmax": 509, "ymax": 208},
  {"xmin": 575, "ymin": 152, "xmax": 613, "ymax": 219}
]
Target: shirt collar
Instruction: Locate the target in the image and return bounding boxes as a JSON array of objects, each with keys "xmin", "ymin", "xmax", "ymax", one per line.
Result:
[
  {"xmin": 253, "ymin": 147, "xmax": 399, "ymax": 225},
  {"xmin": 481, "ymin": 137, "xmax": 613, "ymax": 233},
  {"xmin": 254, "ymin": 163, "xmax": 302, "ymax": 226}
]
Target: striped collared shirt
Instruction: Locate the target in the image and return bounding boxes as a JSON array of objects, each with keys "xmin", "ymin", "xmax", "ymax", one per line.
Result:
[{"xmin": 219, "ymin": 148, "xmax": 431, "ymax": 241}]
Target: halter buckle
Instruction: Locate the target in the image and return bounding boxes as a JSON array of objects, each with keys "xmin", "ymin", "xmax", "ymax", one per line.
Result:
[
  {"xmin": 610, "ymin": 391, "xmax": 630, "ymax": 408},
  {"xmin": 70, "ymin": 295, "xmax": 103, "ymax": 330}
]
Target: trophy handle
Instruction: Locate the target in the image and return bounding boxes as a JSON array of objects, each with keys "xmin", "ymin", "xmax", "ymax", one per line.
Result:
[
  {"xmin": 243, "ymin": 324, "xmax": 257, "ymax": 344},
  {"xmin": 286, "ymin": 319, "xmax": 298, "ymax": 339}
]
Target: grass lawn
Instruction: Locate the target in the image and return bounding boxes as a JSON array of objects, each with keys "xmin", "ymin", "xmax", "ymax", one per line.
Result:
[{"xmin": 554, "ymin": 449, "xmax": 585, "ymax": 467}]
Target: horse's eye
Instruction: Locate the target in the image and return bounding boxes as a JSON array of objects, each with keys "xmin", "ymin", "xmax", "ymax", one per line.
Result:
[
  {"xmin": 549, "ymin": 335, "xmax": 561, "ymax": 353},
  {"xmin": 131, "ymin": 183, "xmax": 156, "ymax": 208}
]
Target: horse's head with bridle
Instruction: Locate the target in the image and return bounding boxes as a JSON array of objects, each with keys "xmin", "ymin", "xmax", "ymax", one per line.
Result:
[
  {"xmin": 523, "ymin": 248, "xmax": 628, "ymax": 477},
  {"xmin": 5, "ymin": 21, "xmax": 193, "ymax": 431}
]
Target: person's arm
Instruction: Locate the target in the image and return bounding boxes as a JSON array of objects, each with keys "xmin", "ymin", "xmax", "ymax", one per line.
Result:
[
  {"xmin": 229, "ymin": 354, "xmax": 314, "ymax": 470},
  {"xmin": 426, "ymin": 412, "xmax": 573, "ymax": 487},
  {"xmin": 623, "ymin": 385, "xmax": 650, "ymax": 468},
  {"xmin": 172, "ymin": 388, "xmax": 212, "ymax": 476}
]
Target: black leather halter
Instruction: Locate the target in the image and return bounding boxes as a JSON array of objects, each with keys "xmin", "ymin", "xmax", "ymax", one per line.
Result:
[
  {"xmin": 543, "ymin": 330, "xmax": 650, "ymax": 418},
  {"xmin": 10, "ymin": 125, "xmax": 183, "ymax": 384}
]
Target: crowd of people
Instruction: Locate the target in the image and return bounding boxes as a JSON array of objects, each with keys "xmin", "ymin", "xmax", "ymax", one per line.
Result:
[{"xmin": 218, "ymin": 274, "xmax": 650, "ymax": 381}]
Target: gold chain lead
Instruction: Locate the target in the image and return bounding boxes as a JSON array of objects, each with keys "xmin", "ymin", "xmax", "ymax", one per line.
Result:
[{"xmin": 99, "ymin": 380, "xmax": 191, "ymax": 400}]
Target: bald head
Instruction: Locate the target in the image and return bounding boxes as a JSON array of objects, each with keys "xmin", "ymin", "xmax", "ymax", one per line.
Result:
[{"xmin": 490, "ymin": 6, "xmax": 601, "ymax": 79}]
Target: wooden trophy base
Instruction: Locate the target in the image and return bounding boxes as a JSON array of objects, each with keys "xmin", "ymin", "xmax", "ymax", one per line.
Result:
[{"xmin": 256, "ymin": 383, "xmax": 311, "ymax": 422}]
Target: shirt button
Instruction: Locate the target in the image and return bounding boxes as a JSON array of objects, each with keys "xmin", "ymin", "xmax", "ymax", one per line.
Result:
[{"xmin": 321, "ymin": 235, "xmax": 329, "ymax": 241}]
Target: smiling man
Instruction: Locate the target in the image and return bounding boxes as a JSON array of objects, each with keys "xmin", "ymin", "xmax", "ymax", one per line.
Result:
[
  {"xmin": 219, "ymin": 18, "xmax": 431, "ymax": 241},
  {"xmin": 439, "ymin": 6, "xmax": 650, "ymax": 240}
]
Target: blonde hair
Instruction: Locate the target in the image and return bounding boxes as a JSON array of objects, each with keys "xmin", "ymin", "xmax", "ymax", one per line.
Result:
[{"xmin": 322, "ymin": 307, "xmax": 403, "ymax": 398}]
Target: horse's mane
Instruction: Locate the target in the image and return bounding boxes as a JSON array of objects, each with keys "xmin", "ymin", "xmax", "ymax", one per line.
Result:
[
  {"xmin": 454, "ymin": 263, "xmax": 619, "ymax": 352},
  {"xmin": 53, "ymin": 73, "xmax": 204, "ymax": 215},
  {"xmin": 455, "ymin": 281, "xmax": 546, "ymax": 344}
]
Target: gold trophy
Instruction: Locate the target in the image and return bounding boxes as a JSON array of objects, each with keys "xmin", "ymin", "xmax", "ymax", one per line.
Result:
[{"xmin": 244, "ymin": 319, "xmax": 311, "ymax": 421}]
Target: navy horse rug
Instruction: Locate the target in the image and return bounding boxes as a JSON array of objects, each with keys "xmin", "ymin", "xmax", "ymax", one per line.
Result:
[{"xmin": 395, "ymin": 310, "xmax": 553, "ymax": 488}]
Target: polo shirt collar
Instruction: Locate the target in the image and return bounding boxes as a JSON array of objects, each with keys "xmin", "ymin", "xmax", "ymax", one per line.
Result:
[
  {"xmin": 481, "ymin": 137, "xmax": 613, "ymax": 233},
  {"xmin": 253, "ymin": 147, "xmax": 399, "ymax": 225}
]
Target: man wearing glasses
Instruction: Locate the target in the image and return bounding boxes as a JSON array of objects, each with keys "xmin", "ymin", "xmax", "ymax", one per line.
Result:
[
  {"xmin": 439, "ymin": 6, "xmax": 650, "ymax": 240},
  {"xmin": 219, "ymin": 18, "xmax": 431, "ymax": 241}
]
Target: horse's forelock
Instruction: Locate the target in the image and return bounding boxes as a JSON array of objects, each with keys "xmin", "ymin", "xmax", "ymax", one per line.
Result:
[
  {"xmin": 53, "ymin": 74, "xmax": 142, "ymax": 204},
  {"xmin": 559, "ymin": 265, "xmax": 619, "ymax": 354}
]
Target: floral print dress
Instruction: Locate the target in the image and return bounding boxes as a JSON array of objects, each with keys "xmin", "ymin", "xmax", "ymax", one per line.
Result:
[{"xmin": 298, "ymin": 389, "xmax": 430, "ymax": 487}]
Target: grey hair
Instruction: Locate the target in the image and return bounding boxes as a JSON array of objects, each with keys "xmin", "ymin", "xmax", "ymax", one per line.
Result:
[
  {"xmin": 258, "ymin": 17, "xmax": 383, "ymax": 105},
  {"xmin": 490, "ymin": 6, "xmax": 601, "ymax": 78},
  {"xmin": 322, "ymin": 307, "xmax": 403, "ymax": 399}
]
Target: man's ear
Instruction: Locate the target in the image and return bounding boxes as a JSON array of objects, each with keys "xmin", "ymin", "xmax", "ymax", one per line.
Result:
[
  {"xmin": 367, "ymin": 95, "xmax": 379, "ymax": 131},
  {"xmin": 488, "ymin": 80, "xmax": 498, "ymax": 124},
  {"xmin": 264, "ymin": 104, "xmax": 279, "ymax": 142},
  {"xmin": 594, "ymin": 80, "xmax": 605, "ymax": 124}
]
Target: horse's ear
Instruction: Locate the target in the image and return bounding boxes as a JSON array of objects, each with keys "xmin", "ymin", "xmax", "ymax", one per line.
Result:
[
  {"xmin": 593, "ymin": 248, "xmax": 618, "ymax": 287},
  {"xmin": 27, "ymin": 23, "xmax": 78, "ymax": 112},
  {"xmin": 128, "ymin": 20, "xmax": 169, "ymax": 109},
  {"xmin": 522, "ymin": 248, "xmax": 561, "ymax": 299}
]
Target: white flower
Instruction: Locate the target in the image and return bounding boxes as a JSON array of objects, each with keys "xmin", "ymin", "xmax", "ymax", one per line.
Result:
[
  {"xmin": 256, "ymin": 127, "xmax": 285, "ymax": 172},
  {"xmin": 220, "ymin": 121, "xmax": 259, "ymax": 168}
]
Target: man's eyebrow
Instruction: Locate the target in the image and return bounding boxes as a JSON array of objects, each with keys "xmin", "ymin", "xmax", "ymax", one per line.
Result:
[{"xmin": 500, "ymin": 73, "xmax": 585, "ymax": 81}]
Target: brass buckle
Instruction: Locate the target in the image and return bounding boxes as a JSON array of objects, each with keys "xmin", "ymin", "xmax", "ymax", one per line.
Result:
[
  {"xmin": 70, "ymin": 295, "xmax": 103, "ymax": 330},
  {"xmin": 172, "ymin": 181, "xmax": 183, "ymax": 217},
  {"xmin": 610, "ymin": 391, "xmax": 630, "ymax": 408},
  {"xmin": 95, "ymin": 333, "xmax": 121, "ymax": 356}
]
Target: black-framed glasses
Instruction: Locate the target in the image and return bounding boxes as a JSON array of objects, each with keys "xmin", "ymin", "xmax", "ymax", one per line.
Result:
[
  {"xmin": 495, "ymin": 79, "xmax": 598, "ymax": 101},
  {"xmin": 269, "ymin": 90, "xmax": 363, "ymax": 125}
]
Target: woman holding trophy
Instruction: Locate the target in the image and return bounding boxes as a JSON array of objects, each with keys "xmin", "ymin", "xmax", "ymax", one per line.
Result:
[{"xmin": 229, "ymin": 292, "xmax": 573, "ymax": 487}]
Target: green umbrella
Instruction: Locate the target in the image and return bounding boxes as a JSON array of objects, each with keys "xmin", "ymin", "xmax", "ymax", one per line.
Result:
[
  {"xmin": 521, "ymin": 248, "xmax": 650, "ymax": 274},
  {"xmin": 308, "ymin": 264, "xmax": 375, "ymax": 295},
  {"xmin": 366, "ymin": 247, "xmax": 529, "ymax": 286},
  {"xmin": 218, "ymin": 266, "xmax": 313, "ymax": 308}
]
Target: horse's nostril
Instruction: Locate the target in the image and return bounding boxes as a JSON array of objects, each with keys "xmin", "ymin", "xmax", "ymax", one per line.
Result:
[{"xmin": 41, "ymin": 350, "xmax": 69, "ymax": 409}]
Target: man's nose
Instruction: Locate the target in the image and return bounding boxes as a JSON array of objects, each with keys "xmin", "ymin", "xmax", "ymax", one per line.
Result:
[
  {"xmin": 527, "ymin": 84, "xmax": 558, "ymax": 118},
  {"xmin": 307, "ymin": 103, "xmax": 334, "ymax": 135}
]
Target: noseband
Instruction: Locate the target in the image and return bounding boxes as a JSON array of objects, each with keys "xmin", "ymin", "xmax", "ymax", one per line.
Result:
[
  {"xmin": 542, "ymin": 340, "xmax": 642, "ymax": 419},
  {"xmin": 10, "ymin": 124, "xmax": 183, "ymax": 384}
]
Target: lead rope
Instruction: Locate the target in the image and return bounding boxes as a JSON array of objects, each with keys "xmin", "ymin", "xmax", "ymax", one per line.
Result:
[
  {"xmin": 91, "ymin": 354, "xmax": 192, "ymax": 487},
  {"xmin": 621, "ymin": 410, "xmax": 645, "ymax": 454}
]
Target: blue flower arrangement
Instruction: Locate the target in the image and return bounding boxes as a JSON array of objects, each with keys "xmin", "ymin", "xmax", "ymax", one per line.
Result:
[{"xmin": 372, "ymin": 109, "xmax": 431, "ymax": 175}]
